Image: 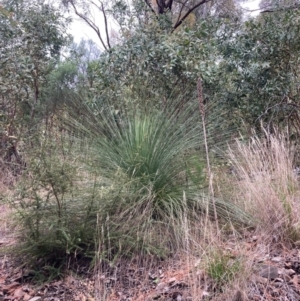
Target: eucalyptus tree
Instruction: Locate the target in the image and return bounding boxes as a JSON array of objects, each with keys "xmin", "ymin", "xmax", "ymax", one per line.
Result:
[
  {"xmin": 61, "ymin": 0, "xmax": 215, "ymax": 50},
  {"xmin": 60, "ymin": 0, "xmax": 245, "ymax": 112},
  {"xmin": 69, "ymin": 39, "xmax": 101, "ymax": 89},
  {"xmin": 213, "ymin": 3, "xmax": 300, "ymax": 133},
  {"xmin": 61, "ymin": 0, "xmax": 245, "ymax": 50},
  {"xmin": 0, "ymin": 0, "xmax": 70, "ymax": 168}
]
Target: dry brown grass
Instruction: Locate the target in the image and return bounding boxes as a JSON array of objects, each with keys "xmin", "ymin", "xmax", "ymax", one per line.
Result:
[
  {"xmin": 93, "ymin": 205, "xmax": 253, "ymax": 301},
  {"xmin": 226, "ymin": 131, "xmax": 300, "ymax": 245}
]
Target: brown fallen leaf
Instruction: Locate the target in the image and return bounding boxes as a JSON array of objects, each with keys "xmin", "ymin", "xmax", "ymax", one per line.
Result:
[
  {"xmin": 23, "ymin": 293, "xmax": 32, "ymax": 301},
  {"xmin": 74, "ymin": 292, "xmax": 86, "ymax": 301},
  {"xmin": 52, "ymin": 280, "xmax": 62, "ymax": 287},
  {"xmin": 2, "ymin": 282, "xmax": 20, "ymax": 293},
  {"xmin": 13, "ymin": 287, "xmax": 25, "ymax": 300},
  {"xmin": 291, "ymin": 275, "xmax": 300, "ymax": 286}
]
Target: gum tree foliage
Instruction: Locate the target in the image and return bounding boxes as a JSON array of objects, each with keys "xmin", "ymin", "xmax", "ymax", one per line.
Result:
[
  {"xmin": 61, "ymin": 0, "xmax": 214, "ymax": 50},
  {"xmin": 62, "ymin": 1, "xmax": 244, "ymax": 110},
  {"xmin": 0, "ymin": 0, "xmax": 70, "ymax": 166},
  {"xmin": 68, "ymin": 39, "xmax": 101, "ymax": 90},
  {"xmin": 215, "ymin": 4, "xmax": 300, "ymax": 132},
  {"xmin": 259, "ymin": 0, "xmax": 300, "ymax": 12},
  {"xmin": 59, "ymin": 0, "xmax": 245, "ymax": 112},
  {"xmin": 61, "ymin": 0, "xmax": 245, "ymax": 49},
  {"xmin": 87, "ymin": 19, "xmax": 222, "ymax": 110},
  {"xmin": 61, "ymin": 0, "xmax": 300, "ymax": 135}
]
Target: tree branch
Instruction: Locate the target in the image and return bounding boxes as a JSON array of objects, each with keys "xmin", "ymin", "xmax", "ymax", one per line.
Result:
[
  {"xmin": 173, "ymin": 0, "xmax": 212, "ymax": 30},
  {"xmin": 157, "ymin": 0, "xmax": 165, "ymax": 14},
  {"xmin": 144, "ymin": 0, "xmax": 157, "ymax": 15},
  {"xmin": 86, "ymin": 0, "xmax": 112, "ymax": 50},
  {"xmin": 174, "ymin": 0, "xmax": 189, "ymax": 30},
  {"xmin": 100, "ymin": 1, "xmax": 111, "ymax": 49},
  {"xmin": 166, "ymin": 0, "xmax": 173, "ymax": 10},
  {"xmin": 67, "ymin": 0, "xmax": 110, "ymax": 51}
]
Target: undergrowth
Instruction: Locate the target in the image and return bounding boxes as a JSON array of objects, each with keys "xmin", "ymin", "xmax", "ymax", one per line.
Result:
[{"xmin": 9, "ymin": 94, "xmax": 250, "ymax": 280}]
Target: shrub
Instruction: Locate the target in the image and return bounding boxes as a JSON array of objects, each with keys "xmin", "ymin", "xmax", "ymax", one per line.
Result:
[
  {"xmin": 11, "ymin": 94, "xmax": 250, "ymax": 275},
  {"xmin": 12, "ymin": 131, "xmax": 100, "ymax": 270}
]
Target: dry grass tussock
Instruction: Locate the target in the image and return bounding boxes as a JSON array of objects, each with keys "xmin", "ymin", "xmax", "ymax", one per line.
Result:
[
  {"xmin": 94, "ymin": 209, "xmax": 252, "ymax": 301},
  {"xmin": 225, "ymin": 131, "xmax": 300, "ymax": 245}
]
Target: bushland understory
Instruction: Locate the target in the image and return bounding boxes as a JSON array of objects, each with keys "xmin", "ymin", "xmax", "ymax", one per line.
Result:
[{"xmin": 1, "ymin": 96, "xmax": 300, "ymax": 301}]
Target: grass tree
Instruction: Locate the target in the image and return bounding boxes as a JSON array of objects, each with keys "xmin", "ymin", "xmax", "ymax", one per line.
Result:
[{"xmin": 12, "ymin": 91, "xmax": 251, "ymax": 276}]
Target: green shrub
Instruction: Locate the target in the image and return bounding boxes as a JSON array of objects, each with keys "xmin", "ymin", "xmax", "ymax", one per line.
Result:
[
  {"xmin": 12, "ymin": 131, "xmax": 100, "ymax": 270},
  {"xmin": 11, "ymin": 94, "xmax": 250, "ymax": 276}
]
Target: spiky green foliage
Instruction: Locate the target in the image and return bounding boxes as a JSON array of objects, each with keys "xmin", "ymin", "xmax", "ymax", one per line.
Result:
[
  {"xmin": 62, "ymin": 95, "xmax": 250, "ymax": 253},
  {"xmin": 11, "ymin": 93, "xmax": 251, "ymax": 273}
]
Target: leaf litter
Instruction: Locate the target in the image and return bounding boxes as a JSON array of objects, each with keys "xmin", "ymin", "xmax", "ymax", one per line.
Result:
[{"xmin": 2, "ymin": 207, "xmax": 300, "ymax": 300}]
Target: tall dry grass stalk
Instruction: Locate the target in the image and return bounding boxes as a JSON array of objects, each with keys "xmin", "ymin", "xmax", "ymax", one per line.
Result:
[
  {"xmin": 197, "ymin": 78, "xmax": 219, "ymax": 232},
  {"xmin": 175, "ymin": 210, "xmax": 250, "ymax": 301},
  {"xmin": 226, "ymin": 131, "xmax": 300, "ymax": 244}
]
